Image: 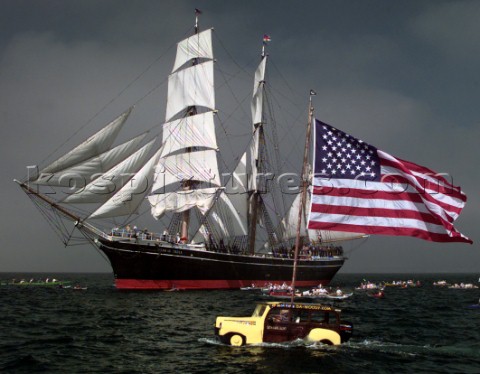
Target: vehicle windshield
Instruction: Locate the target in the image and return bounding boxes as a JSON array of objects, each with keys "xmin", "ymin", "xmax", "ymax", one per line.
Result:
[{"xmin": 251, "ymin": 304, "xmax": 267, "ymax": 317}]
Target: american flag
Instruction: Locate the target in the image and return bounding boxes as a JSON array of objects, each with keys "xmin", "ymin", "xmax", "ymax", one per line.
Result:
[{"xmin": 308, "ymin": 119, "xmax": 472, "ymax": 244}]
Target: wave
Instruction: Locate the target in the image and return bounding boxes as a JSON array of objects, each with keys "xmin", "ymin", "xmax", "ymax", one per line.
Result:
[{"xmin": 346, "ymin": 338, "xmax": 480, "ymax": 360}]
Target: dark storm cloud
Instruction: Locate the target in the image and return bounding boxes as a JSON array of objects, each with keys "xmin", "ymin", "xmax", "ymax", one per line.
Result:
[{"xmin": 1, "ymin": 0, "xmax": 477, "ymax": 273}]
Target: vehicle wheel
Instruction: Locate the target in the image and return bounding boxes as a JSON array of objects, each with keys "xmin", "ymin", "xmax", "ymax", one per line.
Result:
[
  {"xmin": 229, "ymin": 334, "xmax": 245, "ymax": 346},
  {"xmin": 320, "ymin": 339, "xmax": 333, "ymax": 345}
]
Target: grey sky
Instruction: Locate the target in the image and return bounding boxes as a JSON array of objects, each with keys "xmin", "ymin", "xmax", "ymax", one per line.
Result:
[{"xmin": 1, "ymin": 0, "xmax": 477, "ymax": 273}]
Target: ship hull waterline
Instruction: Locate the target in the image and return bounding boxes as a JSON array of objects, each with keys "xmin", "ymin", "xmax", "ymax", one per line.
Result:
[{"xmin": 97, "ymin": 238, "xmax": 344, "ymax": 290}]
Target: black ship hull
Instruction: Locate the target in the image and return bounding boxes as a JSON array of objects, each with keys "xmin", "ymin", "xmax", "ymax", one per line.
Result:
[{"xmin": 97, "ymin": 238, "xmax": 345, "ymax": 290}]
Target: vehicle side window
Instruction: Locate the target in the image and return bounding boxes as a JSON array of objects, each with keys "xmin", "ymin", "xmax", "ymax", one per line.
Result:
[
  {"xmin": 310, "ymin": 310, "xmax": 328, "ymax": 323},
  {"xmin": 268, "ymin": 308, "xmax": 290, "ymax": 322},
  {"xmin": 292, "ymin": 309, "xmax": 309, "ymax": 323},
  {"xmin": 329, "ymin": 312, "xmax": 339, "ymax": 324},
  {"xmin": 312, "ymin": 311, "xmax": 338, "ymax": 324}
]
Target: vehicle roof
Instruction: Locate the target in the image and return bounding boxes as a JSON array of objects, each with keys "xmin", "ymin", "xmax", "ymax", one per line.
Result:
[{"xmin": 261, "ymin": 301, "xmax": 341, "ymax": 313}]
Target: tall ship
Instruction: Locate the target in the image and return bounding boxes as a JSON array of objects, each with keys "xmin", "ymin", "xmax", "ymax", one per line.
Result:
[{"xmin": 15, "ymin": 13, "xmax": 367, "ymax": 290}]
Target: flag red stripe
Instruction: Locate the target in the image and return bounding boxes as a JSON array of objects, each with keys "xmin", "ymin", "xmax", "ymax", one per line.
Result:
[
  {"xmin": 313, "ymin": 185, "xmax": 423, "ymax": 202},
  {"xmin": 380, "ymin": 157, "xmax": 466, "ymax": 202},
  {"xmin": 310, "ymin": 200, "xmax": 461, "ymax": 234},
  {"xmin": 310, "ymin": 203, "xmax": 442, "ymax": 225},
  {"xmin": 312, "ymin": 185, "xmax": 463, "ymax": 217},
  {"xmin": 385, "ymin": 153, "xmax": 463, "ymax": 189},
  {"xmin": 308, "ymin": 220, "xmax": 472, "ymax": 243},
  {"xmin": 380, "ymin": 171, "xmax": 466, "ymax": 203}
]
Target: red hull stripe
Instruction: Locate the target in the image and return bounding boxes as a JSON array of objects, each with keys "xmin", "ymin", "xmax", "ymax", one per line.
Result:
[{"xmin": 115, "ymin": 279, "xmax": 331, "ymax": 290}]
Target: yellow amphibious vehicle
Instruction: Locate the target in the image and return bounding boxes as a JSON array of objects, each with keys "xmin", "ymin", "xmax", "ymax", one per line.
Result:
[{"xmin": 214, "ymin": 302, "xmax": 353, "ymax": 346}]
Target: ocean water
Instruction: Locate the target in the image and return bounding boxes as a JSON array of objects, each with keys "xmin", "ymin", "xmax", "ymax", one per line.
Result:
[{"xmin": 1, "ymin": 273, "xmax": 479, "ymax": 374}]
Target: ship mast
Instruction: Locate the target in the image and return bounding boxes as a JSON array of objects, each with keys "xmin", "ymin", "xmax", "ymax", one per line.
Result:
[
  {"xmin": 247, "ymin": 36, "xmax": 268, "ymax": 254},
  {"xmin": 194, "ymin": 8, "xmax": 200, "ymax": 34},
  {"xmin": 180, "ymin": 9, "xmax": 202, "ymax": 242},
  {"xmin": 290, "ymin": 91, "xmax": 315, "ymax": 303},
  {"xmin": 247, "ymin": 192, "xmax": 259, "ymax": 254}
]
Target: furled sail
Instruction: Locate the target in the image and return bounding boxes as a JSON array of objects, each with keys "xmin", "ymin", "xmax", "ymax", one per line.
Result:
[
  {"xmin": 62, "ymin": 138, "xmax": 156, "ymax": 204},
  {"xmin": 148, "ymin": 187, "xmax": 219, "ymax": 218},
  {"xmin": 32, "ymin": 133, "xmax": 146, "ymax": 188},
  {"xmin": 89, "ymin": 148, "xmax": 162, "ymax": 219},
  {"xmin": 37, "ymin": 108, "xmax": 132, "ymax": 176}
]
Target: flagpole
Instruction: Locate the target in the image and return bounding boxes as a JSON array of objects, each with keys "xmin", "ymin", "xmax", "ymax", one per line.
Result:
[
  {"xmin": 261, "ymin": 34, "xmax": 270, "ymax": 57},
  {"xmin": 195, "ymin": 8, "xmax": 201, "ymax": 34},
  {"xmin": 290, "ymin": 90, "xmax": 315, "ymax": 304}
]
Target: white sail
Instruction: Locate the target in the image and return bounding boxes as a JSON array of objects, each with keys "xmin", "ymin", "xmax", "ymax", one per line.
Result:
[
  {"xmin": 223, "ymin": 152, "xmax": 249, "ymax": 233},
  {"xmin": 172, "ymin": 29, "xmax": 214, "ymax": 72},
  {"xmin": 62, "ymin": 138, "xmax": 156, "ymax": 204},
  {"xmin": 165, "ymin": 61, "xmax": 215, "ymax": 122},
  {"xmin": 89, "ymin": 148, "xmax": 162, "ymax": 219},
  {"xmin": 161, "ymin": 111, "xmax": 218, "ymax": 157},
  {"xmin": 282, "ymin": 191, "xmax": 367, "ymax": 243},
  {"xmin": 316, "ymin": 229, "xmax": 368, "ymax": 244},
  {"xmin": 148, "ymin": 187, "xmax": 218, "ymax": 219},
  {"xmin": 249, "ymin": 56, "xmax": 267, "ymax": 191},
  {"xmin": 33, "ymin": 133, "xmax": 146, "ymax": 188},
  {"xmin": 251, "ymin": 56, "xmax": 266, "ymax": 126},
  {"xmin": 149, "ymin": 26, "xmax": 220, "ymax": 223},
  {"xmin": 215, "ymin": 192, "xmax": 248, "ymax": 236},
  {"xmin": 189, "ymin": 152, "xmax": 249, "ymax": 242},
  {"xmin": 281, "ymin": 192, "xmax": 303, "ymax": 239},
  {"xmin": 38, "ymin": 108, "xmax": 132, "ymax": 175},
  {"xmin": 153, "ymin": 149, "xmax": 221, "ymax": 191}
]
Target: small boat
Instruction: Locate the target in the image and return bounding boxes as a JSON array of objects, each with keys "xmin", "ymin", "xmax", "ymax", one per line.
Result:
[
  {"xmin": 355, "ymin": 282, "xmax": 384, "ymax": 291},
  {"xmin": 433, "ymin": 280, "xmax": 450, "ymax": 287},
  {"xmin": 301, "ymin": 285, "xmax": 329, "ymax": 297},
  {"xmin": 263, "ymin": 290, "xmax": 303, "ymax": 300},
  {"xmin": 301, "ymin": 288, "xmax": 353, "ymax": 300},
  {"xmin": 384, "ymin": 280, "xmax": 420, "ymax": 288},
  {"xmin": 164, "ymin": 287, "xmax": 180, "ymax": 292},
  {"xmin": 448, "ymin": 283, "xmax": 479, "ymax": 289},
  {"xmin": 367, "ymin": 290, "xmax": 385, "ymax": 299},
  {"xmin": 240, "ymin": 284, "xmax": 262, "ymax": 291},
  {"xmin": 325, "ymin": 292, "xmax": 353, "ymax": 300},
  {"xmin": 73, "ymin": 285, "xmax": 88, "ymax": 290},
  {"xmin": 215, "ymin": 301, "xmax": 353, "ymax": 346},
  {"xmin": 12, "ymin": 279, "xmax": 71, "ymax": 287},
  {"xmin": 260, "ymin": 282, "xmax": 293, "ymax": 293}
]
